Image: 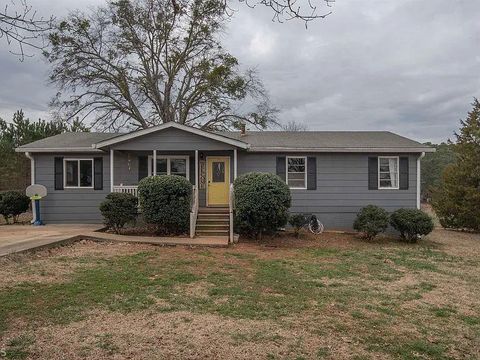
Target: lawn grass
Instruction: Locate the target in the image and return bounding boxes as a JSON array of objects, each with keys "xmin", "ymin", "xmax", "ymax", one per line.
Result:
[{"xmin": 0, "ymin": 230, "xmax": 479, "ymax": 359}]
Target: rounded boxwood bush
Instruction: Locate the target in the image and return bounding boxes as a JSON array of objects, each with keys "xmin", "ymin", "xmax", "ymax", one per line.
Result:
[
  {"xmin": 0, "ymin": 191, "xmax": 30, "ymax": 224},
  {"xmin": 353, "ymin": 205, "xmax": 389, "ymax": 240},
  {"xmin": 390, "ymin": 208, "xmax": 434, "ymax": 242},
  {"xmin": 234, "ymin": 172, "xmax": 291, "ymax": 239},
  {"xmin": 99, "ymin": 192, "xmax": 138, "ymax": 234},
  {"xmin": 138, "ymin": 175, "xmax": 192, "ymax": 234},
  {"xmin": 289, "ymin": 213, "xmax": 307, "ymax": 237}
]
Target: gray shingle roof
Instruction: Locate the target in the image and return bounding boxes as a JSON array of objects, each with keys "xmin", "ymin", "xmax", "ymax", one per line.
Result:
[
  {"xmin": 218, "ymin": 131, "xmax": 432, "ymax": 152},
  {"xmin": 16, "ymin": 129, "xmax": 433, "ymax": 153},
  {"xmin": 16, "ymin": 132, "xmax": 120, "ymax": 152}
]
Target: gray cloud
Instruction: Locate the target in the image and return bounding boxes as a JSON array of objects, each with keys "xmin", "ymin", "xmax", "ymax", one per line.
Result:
[{"xmin": 1, "ymin": 0, "xmax": 479, "ymax": 143}]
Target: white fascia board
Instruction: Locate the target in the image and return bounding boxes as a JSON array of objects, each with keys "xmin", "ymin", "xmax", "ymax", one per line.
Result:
[
  {"xmin": 93, "ymin": 122, "xmax": 249, "ymax": 149},
  {"xmin": 247, "ymin": 147, "xmax": 436, "ymax": 153},
  {"xmin": 15, "ymin": 147, "xmax": 104, "ymax": 153}
]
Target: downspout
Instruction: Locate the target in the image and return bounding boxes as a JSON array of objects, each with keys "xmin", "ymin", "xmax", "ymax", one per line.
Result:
[
  {"xmin": 25, "ymin": 152, "xmax": 36, "ymax": 223},
  {"xmin": 416, "ymin": 152, "xmax": 425, "ymax": 209}
]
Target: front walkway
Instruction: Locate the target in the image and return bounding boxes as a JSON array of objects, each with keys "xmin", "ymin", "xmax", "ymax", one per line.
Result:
[{"xmin": 0, "ymin": 224, "xmax": 229, "ymax": 256}]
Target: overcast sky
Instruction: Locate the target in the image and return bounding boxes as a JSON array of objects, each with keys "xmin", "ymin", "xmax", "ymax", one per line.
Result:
[{"xmin": 0, "ymin": 0, "xmax": 479, "ymax": 143}]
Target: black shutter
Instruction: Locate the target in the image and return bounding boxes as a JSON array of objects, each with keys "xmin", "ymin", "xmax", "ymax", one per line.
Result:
[
  {"xmin": 138, "ymin": 156, "xmax": 148, "ymax": 181},
  {"xmin": 276, "ymin": 156, "xmax": 286, "ymax": 182},
  {"xmin": 54, "ymin": 157, "xmax": 64, "ymax": 190},
  {"xmin": 94, "ymin": 157, "xmax": 103, "ymax": 190},
  {"xmin": 368, "ymin": 157, "xmax": 378, "ymax": 190},
  {"xmin": 399, "ymin": 157, "xmax": 409, "ymax": 190},
  {"xmin": 307, "ymin": 157, "xmax": 317, "ymax": 190}
]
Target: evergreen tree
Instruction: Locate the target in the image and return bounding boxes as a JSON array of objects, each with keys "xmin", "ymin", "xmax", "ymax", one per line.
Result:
[
  {"xmin": 0, "ymin": 111, "xmax": 89, "ymax": 191},
  {"xmin": 432, "ymin": 99, "xmax": 480, "ymax": 230},
  {"xmin": 421, "ymin": 142, "xmax": 456, "ymax": 201}
]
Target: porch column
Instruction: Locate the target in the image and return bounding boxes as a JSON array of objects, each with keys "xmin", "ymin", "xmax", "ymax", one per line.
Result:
[
  {"xmin": 195, "ymin": 150, "xmax": 199, "ymax": 186},
  {"xmin": 153, "ymin": 150, "xmax": 157, "ymax": 175},
  {"xmin": 110, "ymin": 149, "xmax": 114, "ymax": 192},
  {"xmin": 233, "ymin": 148, "xmax": 238, "ymax": 180}
]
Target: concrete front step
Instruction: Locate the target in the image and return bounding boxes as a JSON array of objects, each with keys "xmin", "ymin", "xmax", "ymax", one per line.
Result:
[
  {"xmin": 198, "ymin": 207, "xmax": 229, "ymax": 213},
  {"xmin": 196, "ymin": 224, "xmax": 229, "ymax": 231},
  {"xmin": 196, "ymin": 217, "xmax": 229, "ymax": 223},
  {"xmin": 196, "ymin": 229, "xmax": 229, "ymax": 236}
]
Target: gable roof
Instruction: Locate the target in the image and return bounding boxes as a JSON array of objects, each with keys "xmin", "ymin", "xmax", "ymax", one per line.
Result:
[
  {"xmin": 217, "ymin": 131, "xmax": 434, "ymax": 152},
  {"xmin": 93, "ymin": 122, "xmax": 250, "ymax": 149},
  {"xmin": 16, "ymin": 125, "xmax": 434, "ymax": 153}
]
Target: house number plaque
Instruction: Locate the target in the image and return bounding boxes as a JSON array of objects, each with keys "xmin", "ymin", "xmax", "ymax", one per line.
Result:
[{"xmin": 199, "ymin": 160, "xmax": 206, "ymax": 189}]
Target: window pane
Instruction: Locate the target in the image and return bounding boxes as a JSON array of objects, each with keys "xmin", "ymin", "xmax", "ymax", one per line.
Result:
[
  {"xmin": 80, "ymin": 160, "xmax": 93, "ymax": 187},
  {"xmin": 170, "ymin": 159, "xmax": 186, "ymax": 176},
  {"xmin": 379, "ymin": 157, "xmax": 398, "ymax": 188},
  {"xmin": 288, "ymin": 172, "xmax": 305, "ymax": 180},
  {"xmin": 212, "ymin": 162, "xmax": 225, "ymax": 182},
  {"xmin": 288, "ymin": 179, "xmax": 305, "ymax": 188},
  {"xmin": 379, "ymin": 172, "xmax": 392, "ymax": 180},
  {"xmin": 66, "ymin": 161, "xmax": 78, "ymax": 187},
  {"xmin": 288, "ymin": 158, "xmax": 305, "ymax": 172},
  {"xmin": 156, "ymin": 159, "xmax": 167, "ymax": 175},
  {"xmin": 380, "ymin": 179, "xmax": 392, "ymax": 188}
]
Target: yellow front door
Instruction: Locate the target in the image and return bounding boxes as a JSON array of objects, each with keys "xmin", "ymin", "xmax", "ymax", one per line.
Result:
[{"xmin": 207, "ymin": 157, "xmax": 230, "ymax": 206}]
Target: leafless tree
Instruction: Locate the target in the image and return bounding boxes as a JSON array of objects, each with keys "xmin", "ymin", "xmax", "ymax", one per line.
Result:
[
  {"xmin": 46, "ymin": 0, "xmax": 278, "ymax": 131},
  {"xmin": 0, "ymin": 0, "xmax": 54, "ymax": 61},
  {"xmin": 281, "ymin": 120, "xmax": 307, "ymax": 131},
  {"xmin": 238, "ymin": 0, "xmax": 335, "ymax": 25}
]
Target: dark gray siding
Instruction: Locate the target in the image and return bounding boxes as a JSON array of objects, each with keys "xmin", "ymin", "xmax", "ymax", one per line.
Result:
[
  {"xmin": 111, "ymin": 128, "xmax": 235, "ymax": 151},
  {"xmin": 34, "ymin": 153, "xmax": 110, "ymax": 223},
  {"xmin": 237, "ymin": 152, "xmax": 419, "ymax": 230}
]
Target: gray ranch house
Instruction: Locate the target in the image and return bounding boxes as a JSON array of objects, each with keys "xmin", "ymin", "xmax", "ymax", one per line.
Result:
[{"xmin": 16, "ymin": 122, "xmax": 434, "ymax": 239}]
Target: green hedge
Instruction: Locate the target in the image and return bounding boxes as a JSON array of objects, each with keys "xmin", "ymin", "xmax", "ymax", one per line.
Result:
[
  {"xmin": 390, "ymin": 208, "xmax": 434, "ymax": 242},
  {"xmin": 0, "ymin": 191, "xmax": 30, "ymax": 224},
  {"xmin": 234, "ymin": 172, "xmax": 291, "ymax": 239},
  {"xmin": 353, "ymin": 205, "xmax": 389, "ymax": 240},
  {"xmin": 138, "ymin": 175, "xmax": 192, "ymax": 234},
  {"xmin": 99, "ymin": 192, "xmax": 138, "ymax": 234}
]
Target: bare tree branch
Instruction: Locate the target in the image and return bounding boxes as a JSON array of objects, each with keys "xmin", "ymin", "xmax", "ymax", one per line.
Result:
[
  {"xmin": 46, "ymin": 0, "xmax": 278, "ymax": 131},
  {"xmin": 237, "ymin": 0, "xmax": 334, "ymax": 26},
  {"xmin": 0, "ymin": 0, "xmax": 54, "ymax": 61}
]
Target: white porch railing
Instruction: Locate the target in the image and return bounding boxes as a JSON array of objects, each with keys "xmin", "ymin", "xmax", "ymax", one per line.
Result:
[
  {"xmin": 229, "ymin": 183, "xmax": 234, "ymax": 244},
  {"xmin": 112, "ymin": 185, "xmax": 138, "ymax": 197},
  {"xmin": 190, "ymin": 185, "xmax": 199, "ymax": 238}
]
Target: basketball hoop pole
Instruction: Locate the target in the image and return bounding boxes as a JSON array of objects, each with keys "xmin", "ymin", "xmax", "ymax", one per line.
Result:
[{"xmin": 31, "ymin": 195, "xmax": 44, "ymax": 226}]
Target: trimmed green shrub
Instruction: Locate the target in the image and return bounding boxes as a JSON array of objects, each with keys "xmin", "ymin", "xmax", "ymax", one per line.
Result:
[
  {"xmin": 99, "ymin": 192, "xmax": 138, "ymax": 234},
  {"xmin": 0, "ymin": 191, "xmax": 30, "ymax": 224},
  {"xmin": 138, "ymin": 175, "xmax": 192, "ymax": 234},
  {"xmin": 390, "ymin": 208, "xmax": 434, "ymax": 242},
  {"xmin": 353, "ymin": 205, "xmax": 389, "ymax": 240},
  {"xmin": 234, "ymin": 172, "xmax": 291, "ymax": 239},
  {"xmin": 289, "ymin": 213, "xmax": 307, "ymax": 237}
]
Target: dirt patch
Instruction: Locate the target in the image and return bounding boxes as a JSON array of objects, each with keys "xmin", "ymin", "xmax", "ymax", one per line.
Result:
[
  {"xmin": 0, "ymin": 240, "xmax": 162, "ymax": 287},
  {"xmin": 3, "ymin": 310, "xmax": 377, "ymax": 360}
]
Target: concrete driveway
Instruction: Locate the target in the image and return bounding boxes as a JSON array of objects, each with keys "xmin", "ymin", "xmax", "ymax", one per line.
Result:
[{"xmin": 0, "ymin": 224, "xmax": 102, "ymax": 256}]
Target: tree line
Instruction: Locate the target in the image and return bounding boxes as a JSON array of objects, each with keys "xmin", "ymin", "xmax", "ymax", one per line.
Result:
[{"xmin": 0, "ymin": 111, "xmax": 88, "ymax": 191}]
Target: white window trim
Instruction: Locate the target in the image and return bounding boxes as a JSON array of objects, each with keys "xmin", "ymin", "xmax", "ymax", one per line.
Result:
[
  {"xmin": 63, "ymin": 158, "xmax": 94, "ymax": 189},
  {"xmin": 148, "ymin": 155, "xmax": 190, "ymax": 178},
  {"xmin": 378, "ymin": 156, "xmax": 399, "ymax": 190},
  {"xmin": 286, "ymin": 156, "xmax": 307, "ymax": 190}
]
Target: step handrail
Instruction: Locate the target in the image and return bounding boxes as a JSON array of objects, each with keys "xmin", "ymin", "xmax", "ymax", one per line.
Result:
[
  {"xmin": 228, "ymin": 183, "xmax": 234, "ymax": 243},
  {"xmin": 190, "ymin": 185, "xmax": 199, "ymax": 238}
]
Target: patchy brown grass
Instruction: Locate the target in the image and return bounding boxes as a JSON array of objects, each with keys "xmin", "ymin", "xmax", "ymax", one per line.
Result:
[{"xmin": 0, "ymin": 229, "xmax": 479, "ymax": 359}]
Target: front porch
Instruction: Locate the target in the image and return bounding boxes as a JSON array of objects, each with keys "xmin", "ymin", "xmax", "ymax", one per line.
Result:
[{"xmin": 109, "ymin": 149, "xmax": 237, "ymax": 242}]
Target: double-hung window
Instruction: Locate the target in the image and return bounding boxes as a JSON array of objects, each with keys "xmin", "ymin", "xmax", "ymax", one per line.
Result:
[
  {"xmin": 286, "ymin": 156, "xmax": 307, "ymax": 189},
  {"xmin": 64, "ymin": 159, "xmax": 94, "ymax": 188},
  {"xmin": 149, "ymin": 156, "xmax": 189, "ymax": 178},
  {"xmin": 378, "ymin": 156, "xmax": 399, "ymax": 189}
]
